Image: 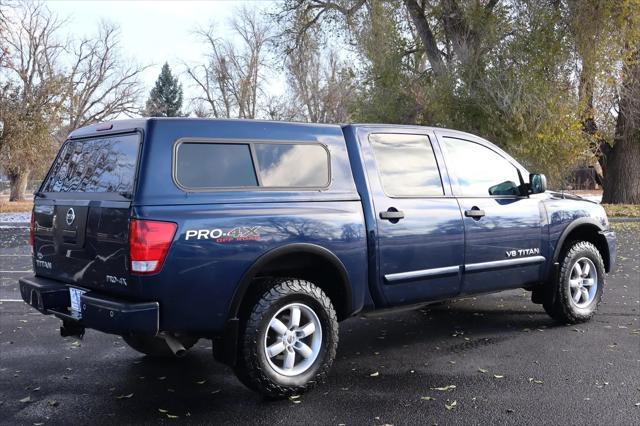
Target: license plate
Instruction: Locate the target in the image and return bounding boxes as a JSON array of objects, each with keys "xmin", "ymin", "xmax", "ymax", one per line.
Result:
[{"xmin": 69, "ymin": 287, "xmax": 86, "ymax": 319}]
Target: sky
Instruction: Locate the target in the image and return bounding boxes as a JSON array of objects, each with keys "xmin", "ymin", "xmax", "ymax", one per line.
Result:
[{"xmin": 45, "ymin": 0, "xmax": 281, "ymax": 112}]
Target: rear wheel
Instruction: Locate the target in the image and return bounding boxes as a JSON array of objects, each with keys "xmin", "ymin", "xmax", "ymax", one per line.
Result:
[
  {"xmin": 543, "ymin": 241, "xmax": 604, "ymax": 324},
  {"xmin": 123, "ymin": 335, "xmax": 198, "ymax": 357},
  {"xmin": 235, "ymin": 278, "xmax": 339, "ymax": 398}
]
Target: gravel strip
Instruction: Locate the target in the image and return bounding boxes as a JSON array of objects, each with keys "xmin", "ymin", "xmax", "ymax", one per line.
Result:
[{"xmin": 0, "ymin": 212, "xmax": 31, "ymax": 223}]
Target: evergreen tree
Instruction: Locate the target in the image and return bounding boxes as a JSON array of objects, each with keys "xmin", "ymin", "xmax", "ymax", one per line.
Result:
[{"xmin": 144, "ymin": 63, "xmax": 183, "ymax": 117}]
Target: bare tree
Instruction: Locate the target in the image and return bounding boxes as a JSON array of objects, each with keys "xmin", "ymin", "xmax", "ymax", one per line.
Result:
[
  {"xmin": 262, "ymin": 95, "xmax": 298, "ymax": 121},
  {"xmin": 187, "ymin": 6, "xmax": 272, "ymax": 119},
  {"xmin": 0, "ymin": 1, "xmax": 65, "ymax": 200},
  {"xmin": 186, "ymin": 27, "xmax": 234, "ymax": 118},
  {"xmin": 287, "ymin": 38, "xmax": 355, "ymax": 123},
  {"xmin": 0, "ymin": 1, "xmax": 12, "ymax": 65},
  {"xmin": 0, "ymin": 3, "xmax": 147, "ymax": 200},
  {"xmin": 62, "ymin": 21, "xmax": 147, "ymax": 137}
]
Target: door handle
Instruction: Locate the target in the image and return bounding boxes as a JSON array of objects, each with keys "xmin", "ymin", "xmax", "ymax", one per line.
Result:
[
  {"xmin": 464, "ymin": 207, "xmax": 485, "ymax": 220},
  {"xmin": 379, "ymin": 208, "xmax": 405, "ymax": 222}
]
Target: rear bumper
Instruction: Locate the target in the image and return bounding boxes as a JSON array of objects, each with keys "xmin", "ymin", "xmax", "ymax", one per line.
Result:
[{"xmin": 19, "ymin": 275, "xmax": 159, "ymax": 336}]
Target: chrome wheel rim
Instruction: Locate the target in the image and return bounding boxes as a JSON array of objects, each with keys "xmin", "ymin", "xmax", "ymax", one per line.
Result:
[
  {"xmin": 264, "ymin": 303, "xmax": 322, "ymax": 376},
  {"xmin": 569, "ymin": 257, "xmax": 598, "ymax": 308}
]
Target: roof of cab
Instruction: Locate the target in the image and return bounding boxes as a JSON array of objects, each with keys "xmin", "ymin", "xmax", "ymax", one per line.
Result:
[
  {"xmin": 68, "ymin": 117, "xmax": 487, "ymax": 142},
  {"xmin": 67, "ymin": 117, "xmax": 344, "ymax": 139}
]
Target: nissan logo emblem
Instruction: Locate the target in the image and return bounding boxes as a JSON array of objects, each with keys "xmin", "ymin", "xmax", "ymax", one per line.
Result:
[{"xmin": 65, "ymin": 208, "xmax": 76, "ymax": 226}]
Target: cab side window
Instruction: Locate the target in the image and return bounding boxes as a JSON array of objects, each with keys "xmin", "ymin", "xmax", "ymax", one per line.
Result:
[
  {"xmin": 440, "ymin": 137, "xmax": 522, "ymax": 197},
  {"xmin": 369, "ymin": 133, "xmax": 444, "ymax": 197},
  {"xmin": 441, "ymin": 137, "xmax": 521, "ymax": 197}
]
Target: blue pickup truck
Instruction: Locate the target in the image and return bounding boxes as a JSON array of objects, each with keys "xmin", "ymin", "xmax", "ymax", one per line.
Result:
[{"xmin": 20, "ymin": 118, "xmax": 616, "ymax": 397}]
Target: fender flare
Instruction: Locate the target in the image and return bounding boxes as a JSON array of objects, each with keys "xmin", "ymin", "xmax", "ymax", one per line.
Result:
[
  {"xmin": 551, "ymin": 217, "xmax": 606, "ymax": 264},
  {"xmin": 227, "ymin": 243, "xmax": 353, "ymax": 321},
  {"xmin": 215, "ymin": 243, "xmax": 352, "ymax": 366}
]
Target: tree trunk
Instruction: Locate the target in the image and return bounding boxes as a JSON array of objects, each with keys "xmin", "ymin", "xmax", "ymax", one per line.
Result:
[
  {"xmin": 403, "ymin": 0, "xmax": 447, "ymax": 77},
  {"xmin": 8, "ymin": 169, "xmax": 30, "ymax": 202},
  {"xmin": 601, "ymin": 128, "xmax": 640, "ymax": 204},
  {"xmin": 602, "ymin": 48, "xmax": 640, "ymax": 204}
]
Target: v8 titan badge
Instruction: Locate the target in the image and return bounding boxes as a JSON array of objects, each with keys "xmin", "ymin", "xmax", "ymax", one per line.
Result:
[{"xmin": 185, "ymin": 226, "xmax": 261, "ymax": 243}]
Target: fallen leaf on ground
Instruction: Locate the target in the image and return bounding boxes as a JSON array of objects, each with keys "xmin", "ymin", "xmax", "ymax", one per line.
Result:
[
  {"xmin": 445, "ymin": 400, "xmax": 457, "ymax": 410},
  {"xmin": 420, "ymin": 396, "xmax": 435, "ymax": 401},
  {"xmin": 116, "ymin": 393, "xmax": 134, "ymax": 399},
  {"xmin": 370, "ymin": 372, "xmax": 379, "ymax": 377},
  {"xmin": 430, "ymin": 385, "xmax": 456, "ymax": 391},
  {"xmin": 158, "ymin": 409, "xmax": 168, "ymax": 413},
  {"xmin": 478, "ymin": 368, "xmax": 488, "ymax": 373},
  {"xmin": 493, "ymin": 375, "xmax": 504, "ymax": 379},
  {"xmin": 19, "ymin": 396, "xmax": 31, "ymax": 403}
]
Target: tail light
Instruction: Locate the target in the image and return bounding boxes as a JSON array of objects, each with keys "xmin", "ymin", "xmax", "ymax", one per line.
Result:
[
  {"xmin": 128, "ymin": 219, "xmax": 177, "ymax": 275},
  {"xmin": 29, "ymin": 210, "xmax": 35, "ymax": 249}
]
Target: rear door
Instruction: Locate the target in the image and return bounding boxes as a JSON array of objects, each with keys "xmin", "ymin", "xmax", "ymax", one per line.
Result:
[
  {"xmin": 33, "ymin": 132, "xmax": 141, "ymax": 297},
  {"xmin": 360, "ymin": 129, "xmax": 464, "ymax": 306},
  {"xmin": 435, "ymin": 132, "xmax": 545, "ymax": 294}
]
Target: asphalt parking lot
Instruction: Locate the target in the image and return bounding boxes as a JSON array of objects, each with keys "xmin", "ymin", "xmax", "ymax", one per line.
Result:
[{"xmin": 1, "ymin": 222, "xmax": 638, "ymax": 425}]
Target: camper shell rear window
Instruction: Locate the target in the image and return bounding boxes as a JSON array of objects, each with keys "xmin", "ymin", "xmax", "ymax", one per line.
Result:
[{"xmin": 41, "ymin": 133, "xmax": 140, "ymax": 195}]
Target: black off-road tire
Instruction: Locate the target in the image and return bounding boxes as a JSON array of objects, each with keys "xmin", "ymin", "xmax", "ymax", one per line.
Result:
[
  {"xmin": 123, "ymin": 335, "xmax": 198, "ymax": 357},
  {"xmin": 543, "ymin": 241, "xmax": 605, "ymax": 324},
  {"xmin": 234, "ymin": 278, "xmax": 339, "ymax": 398}
]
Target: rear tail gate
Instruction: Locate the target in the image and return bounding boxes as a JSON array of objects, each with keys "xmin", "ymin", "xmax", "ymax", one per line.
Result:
[{"xmin": 31, "ymin": 131, "xmax": 141, "ymax": 296}]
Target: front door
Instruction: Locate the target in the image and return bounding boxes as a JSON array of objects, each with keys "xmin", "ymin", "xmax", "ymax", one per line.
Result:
[
  {"xmin": 361, "ymin": 130, "xmax": 465, "ymax": 306},
  {"xmin": 436, "ymin": 133, "xmax": 545, "ymax": 294}
]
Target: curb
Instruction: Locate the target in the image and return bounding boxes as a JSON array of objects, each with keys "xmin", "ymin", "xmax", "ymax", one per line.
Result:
[{"xmin": 609, "ymin": 217, "xmax": 640, "ymax": 223}]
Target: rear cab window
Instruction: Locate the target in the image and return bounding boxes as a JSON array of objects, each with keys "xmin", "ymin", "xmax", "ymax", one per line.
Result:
[
  {"xmin": 41, "ymin": 133, "xmax": 141, "ymax": 198},
  {"xmin": 174, "ymin": 141, "xmax": 330, "ymax": 190}
]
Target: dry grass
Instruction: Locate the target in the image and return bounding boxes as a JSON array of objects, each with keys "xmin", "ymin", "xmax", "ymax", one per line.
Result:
[
  {"xmin": 602, "ymin": 204, "xmax": 640, "ymax": 218},
  {"xmin": 0, "ymin": 200, "xmax": 33, "ymax": 213}
]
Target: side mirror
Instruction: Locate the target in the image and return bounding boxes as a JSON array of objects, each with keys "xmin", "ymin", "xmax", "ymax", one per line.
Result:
[{"xmin": 529, "ymin": 173, "xmax": 547, "ymax": 194}]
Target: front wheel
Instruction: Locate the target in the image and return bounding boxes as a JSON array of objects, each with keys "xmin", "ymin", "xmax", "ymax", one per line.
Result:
[
  {"xmin": 235, "ymin": 278, "xmax": 339, "ymax": 398},
  {"xmin": 543, "ymin": 241, "xmax": 605, "ymax": 324}
]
